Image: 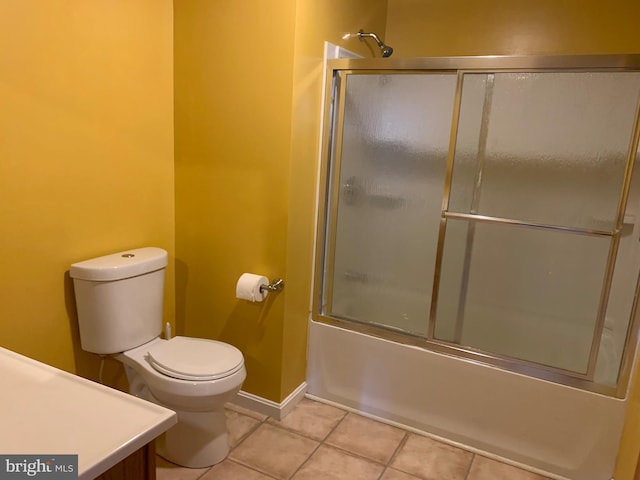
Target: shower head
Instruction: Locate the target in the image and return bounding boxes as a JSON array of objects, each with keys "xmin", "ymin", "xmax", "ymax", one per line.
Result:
[{"xmin": 357, "ymin": 30, "xmax": 394, "ymax": 58}]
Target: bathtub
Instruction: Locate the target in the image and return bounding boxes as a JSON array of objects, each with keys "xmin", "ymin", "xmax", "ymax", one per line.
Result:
[{"xmin": 307, "ymin": 320, "xmax": 626, "ymax": 480}]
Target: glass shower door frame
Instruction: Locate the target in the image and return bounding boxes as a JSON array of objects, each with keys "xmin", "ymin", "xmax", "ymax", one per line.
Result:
[
  {"xmin": 313, "ymin": 54, "xmax": 640, "ymax": 398},
  {"xmin": 320, "ymin": 68, "xmax": 455, "ymax": 326},
  {"xmin": 432, "ymin": 68, "xmax": 639, "ymax": 383}
]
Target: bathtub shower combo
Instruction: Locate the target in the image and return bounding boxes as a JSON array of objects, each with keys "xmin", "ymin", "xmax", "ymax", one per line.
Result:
[{"xmin": 308, "ymin": 55, "xmax": 640, "ymax": 479}]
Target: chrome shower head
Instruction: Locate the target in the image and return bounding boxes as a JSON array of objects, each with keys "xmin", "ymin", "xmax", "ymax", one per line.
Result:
[
  {"xmin": 380, "ymin": 45, "xmax": 394, "ymax": 58},
  {"xmin": 357, "ymin": 30, "xmax": 394, "ymax": 58}
]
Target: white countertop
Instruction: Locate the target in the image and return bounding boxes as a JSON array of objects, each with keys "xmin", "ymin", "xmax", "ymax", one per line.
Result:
[{"xmin": 0, "ymin": 347, "xmax": 176, "ymax": 479}]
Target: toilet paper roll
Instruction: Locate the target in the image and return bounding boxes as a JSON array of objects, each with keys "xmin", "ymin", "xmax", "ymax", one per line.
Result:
[{"xmin": 236, "ymin": 273, "xmax": 269, "ymax": 302}]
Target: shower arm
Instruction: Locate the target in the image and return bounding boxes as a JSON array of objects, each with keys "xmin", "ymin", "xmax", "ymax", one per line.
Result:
[
  {"xmin": 356, "ymin": 30, "xmax": 394, "ymax": 58},
  {"xmin": 357, "ymin": 30, "xmax": 384, "ymax": 47}
]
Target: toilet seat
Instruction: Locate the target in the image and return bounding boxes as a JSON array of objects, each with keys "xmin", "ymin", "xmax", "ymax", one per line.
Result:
[{"xmin": 145, "ymin": 336, "xmax": 244, "ymax": 381}]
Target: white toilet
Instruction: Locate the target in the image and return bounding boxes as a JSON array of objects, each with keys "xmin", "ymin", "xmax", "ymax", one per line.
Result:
[{"xmin": 70, "ymin": 247, "xmax": 246, "ymax": 468}]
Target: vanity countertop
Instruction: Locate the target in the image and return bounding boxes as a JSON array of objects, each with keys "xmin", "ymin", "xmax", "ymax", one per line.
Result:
[{"xmin": 0, "ymin": 346, "xmax": 176, "ymax": 479}]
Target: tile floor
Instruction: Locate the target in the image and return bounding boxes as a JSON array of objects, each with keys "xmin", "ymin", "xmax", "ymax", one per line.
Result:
[{"xmin": 156, "ymin": 397, "xmax": 552, "ymax": 480}]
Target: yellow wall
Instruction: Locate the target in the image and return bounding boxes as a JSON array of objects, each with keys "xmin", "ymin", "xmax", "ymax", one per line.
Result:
[
  {"xmin": 385, "ymin": 1, "xmax": 640, "ymax": 477},
  {"xmin": 0, "ymin": 1, "xmax": 175, "ymax": 379},
  {"xmin": 386, "ymin": 0, "xmax": 640, "ymax": 56},
  {"xmin": 173, "ymin": 0, "xmax": 297, "ymax": 401},
  {"xmin": 173, "ymin": 0, "xmax": 387, "ymax": 401}
]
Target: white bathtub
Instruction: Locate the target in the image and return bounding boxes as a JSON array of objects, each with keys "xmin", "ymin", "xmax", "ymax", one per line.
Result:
[{"xmin": 307, "ymin": 320, "xmax": 626, "ymax": 480}]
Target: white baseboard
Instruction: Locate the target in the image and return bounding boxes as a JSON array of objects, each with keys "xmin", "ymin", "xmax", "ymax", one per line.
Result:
[{"xmin": 231, "ymin": 382, "xmax": 307, "ymax": 420}]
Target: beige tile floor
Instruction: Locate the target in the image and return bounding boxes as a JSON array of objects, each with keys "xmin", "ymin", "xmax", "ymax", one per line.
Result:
[{"xmin": 156, "ymin": 397, "xmax": 553, "ymax": 480}]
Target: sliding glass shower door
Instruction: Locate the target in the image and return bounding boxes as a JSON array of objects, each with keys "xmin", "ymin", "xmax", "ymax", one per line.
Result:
[
  {"xmin": 436, "ymin": 71, "xmax": 640, "ymax": 378},
  {"xmin": 325, "ymin": 72, "xmax": 456, "ymax": 336},
  {"xmin": 315, "ymin": 56, "xmax": 640, "ymax": 395}
]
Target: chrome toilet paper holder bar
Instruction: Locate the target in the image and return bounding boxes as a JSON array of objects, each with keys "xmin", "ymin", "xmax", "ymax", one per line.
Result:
[{"xmin": 260, "ymin": 278, "xmax": 285, "ymax": 293}]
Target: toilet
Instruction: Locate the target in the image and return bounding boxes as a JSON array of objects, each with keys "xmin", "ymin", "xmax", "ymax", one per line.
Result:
[{"xmin": 70, "ymin": 247, "xmax": 246, "ymax": 468}]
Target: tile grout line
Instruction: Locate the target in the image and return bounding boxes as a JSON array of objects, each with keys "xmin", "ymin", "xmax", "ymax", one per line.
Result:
[
  {"xmin": 374, "ymin": 430, "xmax": 410, "ymax": 480},
  {"xmin": 285, "ymin": 438, "xmax": 322, "ymax": 479},
  {"xmin": 318, "ymin": 442, "xmax": 391, "ymax": 468},
  {"xmin": 265, "ymin": 407, "xmax": 349, "ymax": 443},
  {"xmin": 223, "ymin": 411, "xmax": 280, "ymax": 479},
  {"xmin": 374, "ymin": 466, "xmax": 387, "ymax": 480},
  {"xmin": 226, "ymin": 453, "xmax": 285, "ymax": 480},
  {"xmin": 318, "ymin": 410, "xmax": 401, "ymax": 469},
  {"xmin": 387, "ymin": 431, "xmax": 410, "ymax": 467},
  {"xmin": 463, "ymin": 453, "xmax": 477, "ymax": 480},
  {"xmin": 320, "ymin": 408, "xmax": 350, "ymax": 441},
  {"xmin": 226, "ymin": 458, "xmax": 280, "ymax": 480},
  {"xmin": 227, "ymin": 409, "xmax": 271, "ymax": 452},
  {"xmin": 282, "ymin": 408, "xmax": 349, "ymax": 479},
  {"xmin": 380, "ymin": 433, "xmax": 422, "ymax": 479},
  {"xmin": 194, "ymin": 466, "xmax": 212, "ymax": 480}
]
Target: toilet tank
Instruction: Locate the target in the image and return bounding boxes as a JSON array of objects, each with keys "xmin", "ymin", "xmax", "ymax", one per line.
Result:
[{"xmin": 70, "ymin": 247, "xmax": 168, "ymax": 354}]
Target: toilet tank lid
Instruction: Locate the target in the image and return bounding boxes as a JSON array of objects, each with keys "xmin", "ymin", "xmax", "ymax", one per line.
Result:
[{"xmin": 70, "ymin": 247, "xmax": 168, "ymax": 281}]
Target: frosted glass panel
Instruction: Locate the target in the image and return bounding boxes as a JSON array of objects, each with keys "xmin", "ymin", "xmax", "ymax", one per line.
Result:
[
  {"xmin": 449, "ymin": 72, "xmax": 640, "ymax": 231},
  {"xmin": 326, "ymin": 73, "xmax": 457, "ymax": 336},
  {"xmin": 435, "ymin": 220, "xmax": 611, "ymax": 373}
]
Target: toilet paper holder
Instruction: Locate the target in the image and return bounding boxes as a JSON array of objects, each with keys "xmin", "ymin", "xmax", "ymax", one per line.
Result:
[{"xmin": 260, "ymin": 278, "xmax": 285, "ymax": 293}]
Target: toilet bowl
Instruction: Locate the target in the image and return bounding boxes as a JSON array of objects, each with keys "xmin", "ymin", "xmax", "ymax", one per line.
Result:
[
  {"xmin": 119, "ymin": 336, "xmax": 246, "ymax": 467},
  {"xmin": 70, "ymin": 247, "xmax": 246, "ymax": 468}
]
